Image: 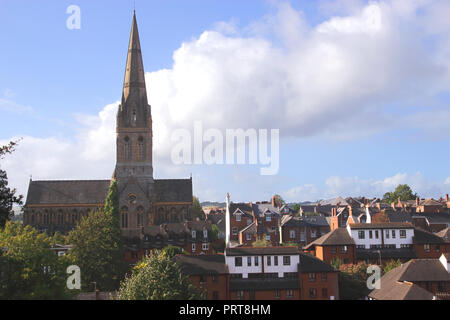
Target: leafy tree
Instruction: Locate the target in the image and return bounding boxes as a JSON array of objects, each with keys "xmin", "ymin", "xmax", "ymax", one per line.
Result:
[
  {"xmin": 192, "ymin": 196, "xmax": 204, "ymax": 220},
  {"xmin": 271, "ymin": 194, "xmax": 285, "ymax": 208},
  {"xmin": 116, "ymin": 251, "xmax": 204, "ymax": 300},
  {"xmin": 0, "ymin": 140, "xmax": 23, "ymax": 228},
  {"xmin": 382, "ymin": 259, "xmax": 402, "ymax": 275},
  {"xmin": 161, "ymin": 245, "xmax": 184, "ymax": 258},
  {"xmin": 382, "ymin": 184, "xmax": 417, "ymax": 204},
  {"xmin": 0, "ymin": 221, "xmax": 73, "ymax": 299},
  {"xmin": 330, "ymin": 259, "xmax": 370, "ymax": 300},
  {"xmin": 291, "ymin": 203, "xmax": 301, "ymax": 213},
  {"xmin": 252, "ymin": 234, "xmax": 271, "ymax": 247},
  {"xmin": 66, "ymin": 181, "xmax": 127, "ymax": 292}
]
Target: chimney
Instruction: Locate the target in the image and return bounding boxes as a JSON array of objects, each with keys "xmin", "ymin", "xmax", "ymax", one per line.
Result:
[
  {"xmin": 271, "ymin": 196, "xmax": 276, "ymax": 207},
  {"xmin": 348, "ymin": 206, "xmax": 353, "ymax": 217},
  {"xmin": 446, "ymin": 194, "xmax": 449, "ymax": 202},
  {"xmin": 416, "ymin": 197, "xmax": 419, "ymax": 206}
]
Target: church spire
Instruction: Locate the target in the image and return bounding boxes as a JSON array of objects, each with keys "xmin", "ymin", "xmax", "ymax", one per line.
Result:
[
  {"xmin": 119, "ymin": 11, "xmax": 150, "ymax": 128},
  {"xmin": 121, "ymin": 11, "xmax": 147, "ymax": 108}
]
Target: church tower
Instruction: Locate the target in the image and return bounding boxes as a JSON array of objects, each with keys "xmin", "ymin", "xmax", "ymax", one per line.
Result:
[{"xmin": 115, "ymin": 11, "xmax": 154, "ymax": 231}]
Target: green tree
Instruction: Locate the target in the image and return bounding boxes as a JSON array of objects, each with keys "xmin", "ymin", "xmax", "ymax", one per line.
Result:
[
  {"xmin": 382, "ymin": 184, "xmax": 417, "ymax": 204},
  {"xmin": 0, "ymin": 140, "xmax": 23, "ymax": 228},
  {"xmin": 0, "ymin": 221, "xmax": 73, "ymax": 299},
  {"xmin": 330, "ymin": 259, "xmax": 370, "ymax": 300},
  {"xmin": 271, "ymin": 194, "xmax": 285, "ymax": 208},
  {"xmin": 161, "ymin": 245, "xmax": 184, "ymax": 258},
  {"xmin": 192, "ymin": 196, "xmax": 204, "ymax": 220},
  {"xmin": 382, "ymin": 259, "xmax": 402, "ymax": 275},
  {"xmin": 116, "ymin": 251, "xmax": 204, "ymax": 300},
  {"xmin": 252, "ymin": 234, "xmax": 271, "ymax": 247},
  {"xmin": 67, "ymin": 180, "xmax": 127, "ymax": 292},
  {"xmin": 291, "ymin": 203, "xmax": 301, "ymax": 213}
]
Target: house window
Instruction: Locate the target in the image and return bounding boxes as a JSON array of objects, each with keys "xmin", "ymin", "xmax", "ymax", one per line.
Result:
[
  {"xmin": 358, "ymin": 231, "xmax": 365, "ymax": 239},
  {"xmin": 236, "ymin": 214, "xmax": 241, "ymax": 222},
  {"xmin": 369, "ymin": 230, "xmax": 373, "ymax": 239},
  {"xmin": 247, "ymin": 257, "xmax": 252, "ymax": 267},
  {"xmin": 321, "ymin": 273, "xmax": 327, "ymax": 281},
  {"xmin": 424, "ymin": 244, "xmax": 430, "ymax": 252},
  {"xmin": 199, "ymin": 275, "xmax": 206, "ymax": 283},
  {"xmin": 254, "ymin": 256, "xmax": 259, "ymax": 266},
  {"xmin": 287, "ymin": 289, "xmax": 294, "ymax": 298},
  {"xmin": 192, "ymin": 230, "xmax": 196, "ymax": 239},
  {"xmin": 212, "ymin": 275, "xmax": 217, "ymax": 283},
  {"xmin": 311, "ymin": 230, "xmax": 317, "ymax": 238},
  {"xmin": 341, "ymin": 245, "xmax": 348, "ymax": 253},
  {"xmin": 331, "ymin": 246, "xmax": 337, "ymax": 254},
  {"xmin": 266, "ymin": 214, "xmax": 271, "ymax": 222},
  {"xmin": 235, "ymin": 257, "xmax": 242, "ymax": 267},
  {"xmin": 438, "ymin": 282, "xmax": 445, "ymax": 292},
  {"xmin": 322, "ymin": 288, "xmax": 328, "ymax": 298},
  {"xmin": 121, "ymin": 212, "xmax": 128, "ymax": 228},
  {"xmin": 192, "ymin": 243, "xmax": 196, "ymax": 252},
  {"xmin": 202, "ymin": 243, "xmax": 209, "ymax": 251},
  {"xmin": 237, "ymin": 291, "xmax": 244, "ymax": 300},
  {"xmin": 435, "ymin": 245, "xmax": 440, "ymax": 252},
  {"xmin": 375, "ymin": 230, "xmax": 379, "ymax": 239},
  {"xmin": 274, "ymin": 256, "xmax": 279, "ymax": 266},
  {"xmin": 357, "ymin": 245, "xmax": 365, "ymax": 249},
  {"xmin": 274, "ymin": 290, "xmax": 280, "ymax": 299},
  {"xmin": 290, "ymin": 230, "xmax": 296, "ymax": 239},
  {"xmin": 309, "ymin": 288, "xmax": 317, "ymax": 298},
  {"xmin": 392, "ymin": 230, "xmax": 396, "ymax": 238},
  {"xmin": 308, "ymin": 273, "xmax": 316, "ymax": 282},
  {"xmin": 246, "ymin": 233, "xmax": 252, "ymax": 241},
  {"xmin": 283, "ymin": 256, "xmax": 291, "ymax": 266},
  {"xmin": 266, "ymin": 235, "xmax": 271, "ymax": 241},
  {"xmin": 232, "ymin": 227, "xmax": 238, "ymax": 235},
  {"xmin": 203, "ymin": 229, "xmax": 208, "ymax": 238},
  {"xmin": 400, "ymin": 230, "xmax": 406, "ymax": 238},
  {"xmin": 267, "ymin": 256, "xmax": 271, "ymax": 266},
  {"xmin": 247, "ymin": 218, "xmax": 252, "ymax": 225}
]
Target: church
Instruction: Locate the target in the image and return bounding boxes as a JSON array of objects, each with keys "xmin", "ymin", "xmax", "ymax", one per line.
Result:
[{"xmin": 23, "ymin": 12, "xmax": 194, "ymax": 239}]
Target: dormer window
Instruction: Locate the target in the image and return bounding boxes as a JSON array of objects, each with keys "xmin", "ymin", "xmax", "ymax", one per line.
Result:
[
  {"xmin": 266, "ymin": 213, "xmax": 271, "ymax": 222},
  {"xmin": 236, "ymin": 214, "xmax": 241, "ymax": 222},
  {"xmin": 192, "ymin": 230, "xmax": 196, "ymax": 239},
  {"xmin": 203, "ymin": 229, "xmax": 208, "ymax": 238}
]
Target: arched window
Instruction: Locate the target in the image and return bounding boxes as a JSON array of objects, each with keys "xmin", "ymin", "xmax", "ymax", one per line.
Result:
[
  {"xmin": 132, "ymin": 109, "xmax": 137, "ymax": 123},
  {"xmin": 121, "ymin": 207, "xmax": 128, "ymax": 228},
  {"xmin": 124, "ymin": 136, "xmax": 131, "ymax": 160},
  {"xmin": 137, "ymin": 206, "xmax": 144, "ymax": 227},
  {"xmin": 138, "ymin": 136, "xmax": 144, "ymax": 160}
]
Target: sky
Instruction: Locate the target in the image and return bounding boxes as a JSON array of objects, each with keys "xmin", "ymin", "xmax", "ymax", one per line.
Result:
[{"xmin": 1, "ymin": 0, "xmax": 450, "ymax": 204}]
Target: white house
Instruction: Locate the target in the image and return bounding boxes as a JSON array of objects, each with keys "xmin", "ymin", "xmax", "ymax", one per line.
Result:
[{"xmin": 346, "ymin": 223, "xmax": 415, "ymax": 249}]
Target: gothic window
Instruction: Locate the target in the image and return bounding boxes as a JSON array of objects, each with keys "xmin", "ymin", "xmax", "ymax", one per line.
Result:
[
  {"xmin": 124, "ymin": 136, "xmax": 131, "ymax": 160},
  {"xmin": 121, "ymin": 207, "xmax": 129, "ymax": 228},
  {"xmin": 138, "ymin": 136, "xmax": 144, "ymax": 160},
  {"xmin": 137, "ymin": 206, "xmax": 144, "ymax": 227},
  {"xmin": 132, "ymin": 109, "xmax": 137, "ymax": 124}
]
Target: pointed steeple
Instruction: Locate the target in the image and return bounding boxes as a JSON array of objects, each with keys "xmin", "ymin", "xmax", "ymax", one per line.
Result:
[{"xmin": 119, "ymin": 11, "xmax": 150, "ymax": 128}]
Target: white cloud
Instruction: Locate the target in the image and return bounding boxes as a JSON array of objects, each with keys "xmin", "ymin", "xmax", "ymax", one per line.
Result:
[{"xmin": 285, "ymin": 172, "xmax": 449, "ymax": 202}]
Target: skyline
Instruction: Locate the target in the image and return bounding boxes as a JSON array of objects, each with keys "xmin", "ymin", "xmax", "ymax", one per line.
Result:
[{"xmin": 1, "ymin": 0, "xmax": 450, "ymax": 203}]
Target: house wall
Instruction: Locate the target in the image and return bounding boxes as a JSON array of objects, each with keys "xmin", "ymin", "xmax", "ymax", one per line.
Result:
[{"xmin": 299, "ymin": 271, "xmax": 339, "ymax": 300}]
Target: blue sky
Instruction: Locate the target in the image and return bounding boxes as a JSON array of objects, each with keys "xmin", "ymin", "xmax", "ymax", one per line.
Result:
[{"xmin": 1, "ymin": 0, "xmax": 450, "ymax": 203}]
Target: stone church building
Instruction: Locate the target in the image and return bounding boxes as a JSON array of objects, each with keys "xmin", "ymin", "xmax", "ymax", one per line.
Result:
[{"xmin": 23, "ymin": 12, "xmax": 193, "ymax": 237}]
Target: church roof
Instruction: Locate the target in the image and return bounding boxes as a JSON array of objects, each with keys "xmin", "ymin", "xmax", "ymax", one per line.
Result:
[
  {"xmin": 25, "ymin": 180, "xmax": 110, "ymax": 205},
  {"xmin": 154, "ymin": 179, "xmax": 193, "ymax": 203}
]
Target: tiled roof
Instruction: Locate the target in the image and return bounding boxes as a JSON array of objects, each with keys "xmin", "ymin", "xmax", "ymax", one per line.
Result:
[
  {"xmin": 240, "ymin": 222, "xmax": 257, "ymax": 234},
  {"xmin": 299, "ymin": 252, "xmax": 336, "ymax": 272},
  {"xmin": 349, "ymin": 222, "xmax": 414, "ymax": 229},
  {"xmin": 25, "ymin": 180, "xmax": 111, "ymax": 205},
  {"xmin": 175, "ymin": 254, "xmax": 228, "ymax": 275},
  {"xmin": 154, "ymin": 179, "xmax": 192, "ymax": 202},
  {"xmin": 436, "ymin": 227, "xmax": 450, "ymax": 243},
  {"xmin": 229, "ymin": 203, "xmax": 253, "ymax": 215},
  {"xmin": 304, "ymin": 228, "xmax": 355, "ymax": 250},
  {"xmin": 396, "ymin": 259, "xmax": 450, "ymax": 282},
  {"xmin": 225, "ymin": 246, "xmax": 300, "ymax": 256}
]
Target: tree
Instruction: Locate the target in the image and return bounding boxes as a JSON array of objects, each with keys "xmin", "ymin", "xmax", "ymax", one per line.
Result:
[
  {"xmin": 382, "ymin": 259, "xmax": 402, "ymax": 275},
  {"xmin": 161, "ymin": 245, "xmax": 184, "ymax": 258},
  {"xmin": 330, "ymin": 259, "xmax": 370, "ymax": 300},
  {"xmin": 291, "ymin": 203, "xmax": 301, "ymax": 213},
  {"xmin": 116, "ymin": 251, "xmax": 203, "ymax": 300},
  {"xmin": 382, "ymin": 184, "xmax": 417, "ymax": 204},
  {"xmin": 271, "ymin": 194, "xmax": 285, "ymax": 208},
  {"xmin": 0, "ymin": 140, "xmax": 23, "ymax": 228},
  {"xmin": 192, "ymin": 196, "xmax": 204, "ymax": 220},
  {"xmin": 0, "ymin": 221, "xmax": 73, "ymax": 299},
  {"xmin": 66, "ymin": 181, "xmax": 127, "ymax": 292},
  {"xmin": 252, "ymin": 234, "xmax": 271, "ymax": 247}
]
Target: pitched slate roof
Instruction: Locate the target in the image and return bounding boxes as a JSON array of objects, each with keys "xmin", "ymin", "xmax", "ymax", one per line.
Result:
[
  {"xmin": 413, "ymin": 228, "xmax": 447, "ymax": 244},
  {"xmin": 240, "ymin": 221, "xmax": 257, "ymax": 234},
  {"xmin": 319, "ymin": 197, "xmax": 349, "ymax": 206},
  {"xmin": 369, "ymin": 277, "xmax": 435, "ymax": 300},
  {"xmin": 229, "ymin": 203, "xmax": 253, "ymax": 215},
  {"xmin": 436, "ymin": 227, "xmax": 450, "ymax": 243},
  {"xmin": 174, "ymin": 254, "xmax": 228, "ymax": 275},
  {"xmin": 154, "ymin": 179, "xmax": 192, "ymax": 202},
  {"xmin": 396, "ymin": 259, "xmax": 450, "ymax": 282},
  {"xmin": 253, "ymin": 203, "xmax": 280, "ymax": 217},
  {"xmin": 304, "ymin": 228, "xmax": 355, "ymax": 250},
  {"xmin": 225, "ymin": 246, "xmax": 300, "ymax": 256},
  {"xmin": 25, "ymin": 180, "xmax": 111, "ymax": 205},
  {"xmin": 349, "ymin": 222, "xmax": 414, "ymax": 229},
  {"xmin": 356, "ymin": 248, "xmax": 416, "ymax": 260},
  {"xmin": 299, "ymin": 252, "xmax": 336, "ymax": 272}
]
